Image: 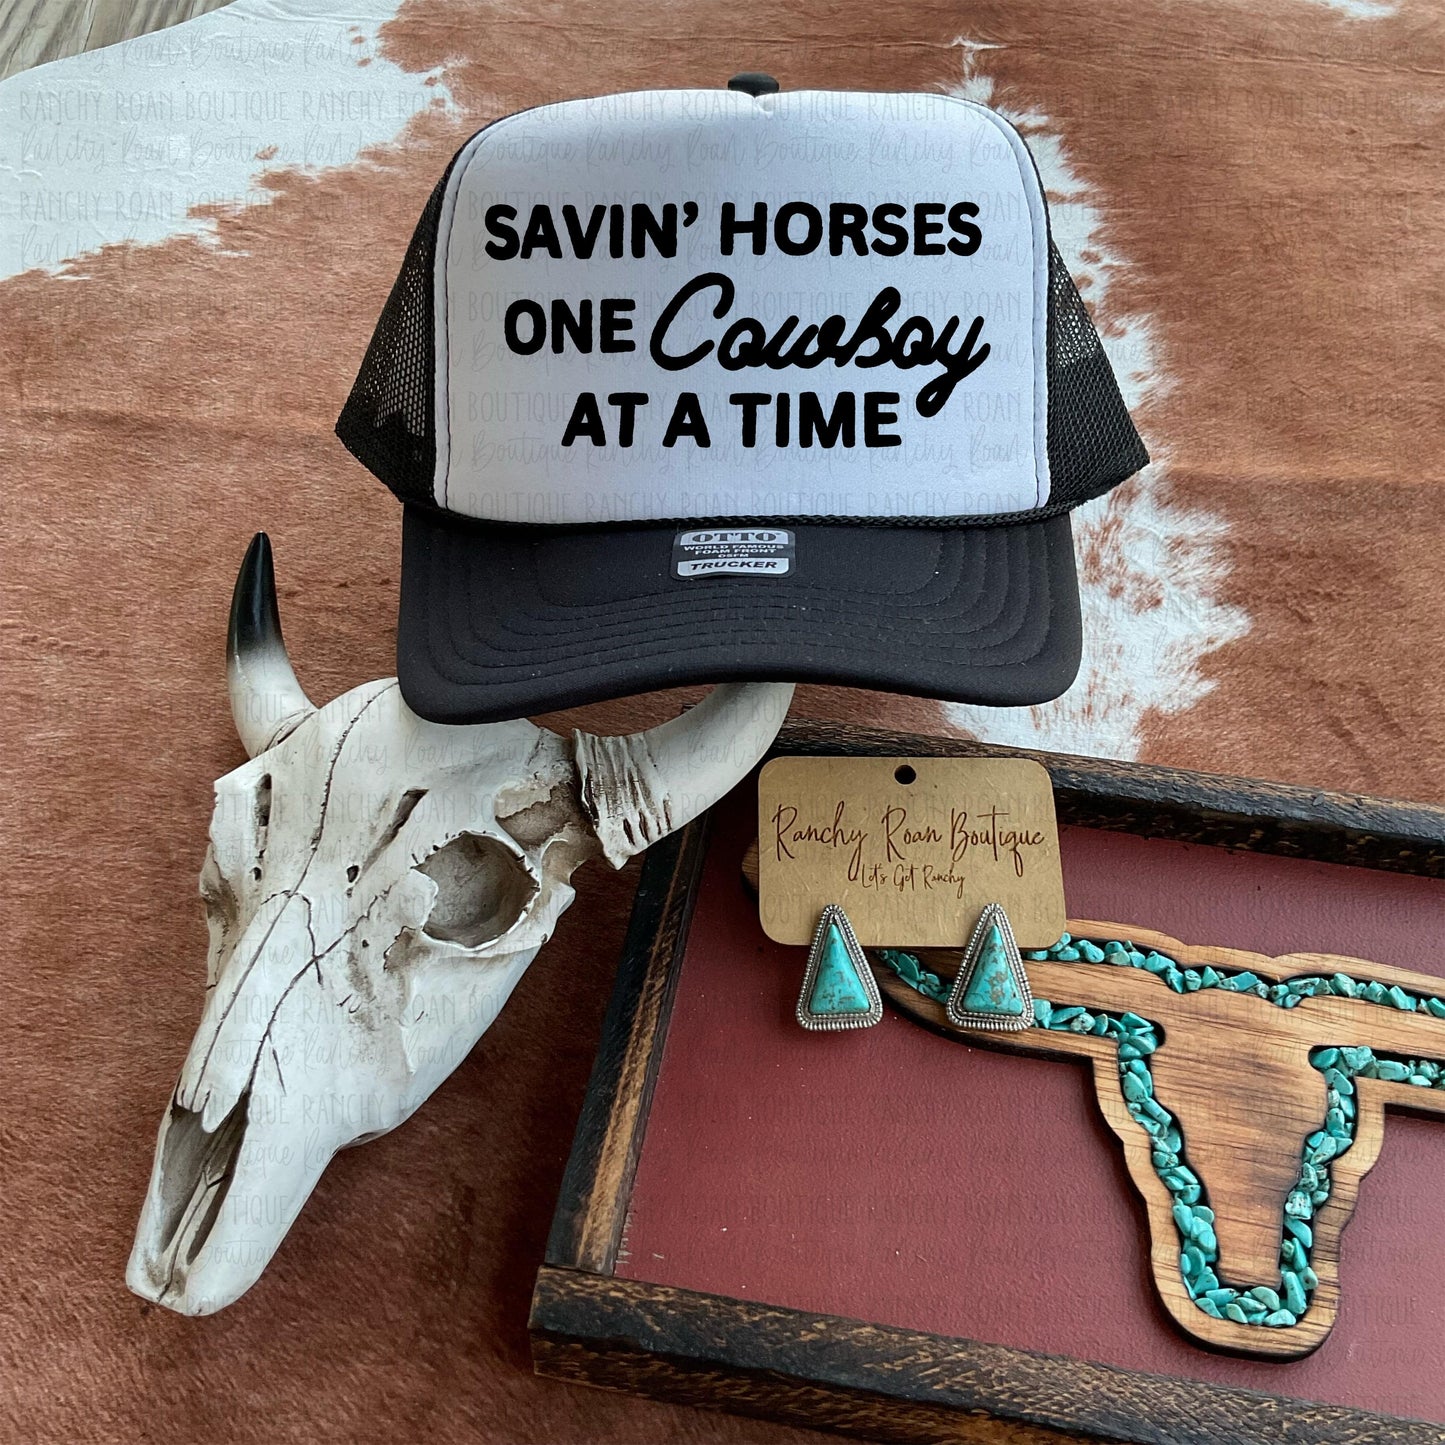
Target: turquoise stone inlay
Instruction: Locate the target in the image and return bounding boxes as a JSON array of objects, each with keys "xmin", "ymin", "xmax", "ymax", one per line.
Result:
[
  {"xmin": 879, "ymin": 932, "xmax": 1445, "ymax": 1335},
  {"xmin": 960, "ymin": 924, "xmax": 1026, "ymax": 1017},
  {"xmin": 807, "ymin": 921, "xmax": 873, "ymax": 1015}
]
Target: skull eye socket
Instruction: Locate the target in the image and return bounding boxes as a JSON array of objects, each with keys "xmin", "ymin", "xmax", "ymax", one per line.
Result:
[{"xmin": 416, "ymin": 833, "xmax": 538, "ymax": 948}]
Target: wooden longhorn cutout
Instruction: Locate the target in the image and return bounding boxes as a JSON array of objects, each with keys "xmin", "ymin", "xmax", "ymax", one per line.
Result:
[{"xmin": 876, "ymin": 921, "xmax": 1445, "ymax": 1360}]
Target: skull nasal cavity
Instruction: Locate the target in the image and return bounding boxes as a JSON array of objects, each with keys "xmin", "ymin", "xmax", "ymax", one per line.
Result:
[{"xmin": 417, "ymin": 833, "xmax": 538, "ymax": 948}]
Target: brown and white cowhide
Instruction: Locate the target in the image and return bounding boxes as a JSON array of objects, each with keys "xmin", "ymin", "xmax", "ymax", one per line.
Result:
[{"xmin": 2, "ymin": 0, "xmax": 1441, "ymax": 1439}]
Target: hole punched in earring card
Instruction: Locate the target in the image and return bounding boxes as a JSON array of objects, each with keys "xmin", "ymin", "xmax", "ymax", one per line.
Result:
[{"xmin": 757, "ymin": 756, "xmax": 1066, "ymax": 948}]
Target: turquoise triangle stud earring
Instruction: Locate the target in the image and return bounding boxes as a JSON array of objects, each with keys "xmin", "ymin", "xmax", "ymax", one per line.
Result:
[
  {"xmin": 945, "ymin": 902, "xmax": 1035, "ymax": 1032},
  {"xmin": 797, "ymin": 903, "xmax": 883, "ymax": 1031}
]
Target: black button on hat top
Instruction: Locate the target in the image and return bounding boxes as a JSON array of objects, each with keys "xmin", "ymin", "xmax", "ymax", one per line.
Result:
[{"xmin": 728, "ymin": 73, "xmax": 780, "ymax": 96}]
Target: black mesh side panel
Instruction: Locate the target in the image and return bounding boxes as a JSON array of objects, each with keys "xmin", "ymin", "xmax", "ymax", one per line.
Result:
[
  {"xmin": 335, "ymin": 159, "xmax": 459, "ymax": 504},
  {"xmin": 1042, "ymin": 240, "xmax": 1150, "ymax": 507}
]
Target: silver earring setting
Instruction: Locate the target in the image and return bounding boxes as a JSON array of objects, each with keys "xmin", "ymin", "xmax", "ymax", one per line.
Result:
[
  {"xmin": 945, "ymin": 902, "xmax": 1035, "ymax": 1032},
  {"xmin": 796, "ymin": 903, "xmax": 883, "ymax": 1031}
]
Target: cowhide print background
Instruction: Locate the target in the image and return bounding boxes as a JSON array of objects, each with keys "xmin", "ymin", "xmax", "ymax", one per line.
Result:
[{"xmin": 1, "ymin": 0, "xmax": 1440, "ymax": 1440}]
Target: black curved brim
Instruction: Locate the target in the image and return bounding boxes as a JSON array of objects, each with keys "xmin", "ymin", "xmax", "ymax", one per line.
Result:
[{"xmin": 397, "ymin": 505, "xmax": 1083, "ymax": 724}]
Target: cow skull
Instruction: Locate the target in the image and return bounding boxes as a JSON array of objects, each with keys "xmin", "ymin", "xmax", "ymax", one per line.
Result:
[{"xmin": 128, "ymin": 534, "xmax": 792, "ymax": 1316}]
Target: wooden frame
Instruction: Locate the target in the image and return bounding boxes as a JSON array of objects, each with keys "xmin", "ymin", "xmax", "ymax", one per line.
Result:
[{"xmin": 530, "ymin": 721, "xmax": 1445, "ymax": 1444}]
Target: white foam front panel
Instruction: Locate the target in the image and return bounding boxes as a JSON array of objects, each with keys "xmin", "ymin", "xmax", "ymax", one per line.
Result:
[{"xmin": 434, "ymin": 88, "xmax": 1050, "ymax": 524}]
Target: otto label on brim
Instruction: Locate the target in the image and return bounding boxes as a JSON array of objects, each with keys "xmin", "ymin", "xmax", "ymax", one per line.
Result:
[
  {"xmin": 758, "ymin": 756, "xmax": 1066, "ymax": 948},
  {"xmin": 672, "ymin": 528, "xmax": 794, "ymax": 578}
]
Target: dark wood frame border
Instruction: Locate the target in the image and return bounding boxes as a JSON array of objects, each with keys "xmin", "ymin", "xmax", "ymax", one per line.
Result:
[{"xmin": 531, "ymin": 722, "xmax": 1445, "ymax": 1444}]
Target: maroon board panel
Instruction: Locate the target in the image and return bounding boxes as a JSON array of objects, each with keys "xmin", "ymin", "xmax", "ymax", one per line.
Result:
[{"xmin": 615, "ymin": 790, "xmax": 1445, "ymax": 1423}]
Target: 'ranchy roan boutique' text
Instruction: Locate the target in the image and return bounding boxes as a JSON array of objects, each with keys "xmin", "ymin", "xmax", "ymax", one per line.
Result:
[{"xmin": 770, "ymin": 799, "xmax": 1048, "ymax": 898}]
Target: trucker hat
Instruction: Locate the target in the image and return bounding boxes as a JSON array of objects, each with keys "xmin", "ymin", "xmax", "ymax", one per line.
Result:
[{"xmin": 337, "ymin": 77, "xmax": 1148, "ymax": 723}]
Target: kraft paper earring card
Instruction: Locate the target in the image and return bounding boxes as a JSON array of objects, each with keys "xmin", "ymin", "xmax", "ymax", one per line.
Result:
[{"xmin": 756, "ymin": 755, "xmax": 1066, "ymax": 949}]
